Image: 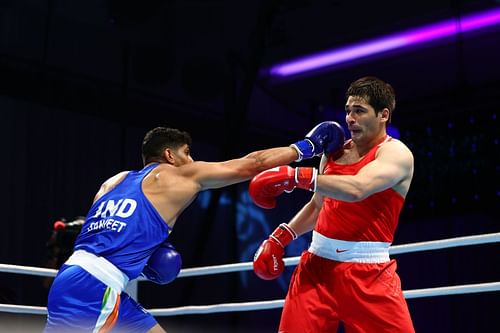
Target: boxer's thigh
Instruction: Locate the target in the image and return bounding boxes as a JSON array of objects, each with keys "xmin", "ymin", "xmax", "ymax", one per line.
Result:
[
  {"xmin": 342, "ymin": 260, "xmax": 415, "ymax": 333},
  {"xmin": 112, "ymin": 292, "xmax": 158, "ymax": 333},
  {"xmin": 45, "ymin": 265, "xmax": 112, "ymax": 332},
  {"xmin": 279, "ymin": 252, "xmax": 340, "ymax": 333}
]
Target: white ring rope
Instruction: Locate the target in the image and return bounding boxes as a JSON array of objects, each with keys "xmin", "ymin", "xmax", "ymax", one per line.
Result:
[
  {"xmin": 1, "ymin": 232, "xmax": 498, "ymax": 278},
  {"xmin": 0, "ymin": 304, "xmax": 46, "ymax": 315},
  {"xmin": 0, "ymin": 232, "xmax": 498, "ymax": 316},
  {"xmin": 0, "ymin": 265, "xmax": 57, "ymax": 278},
  {"xmin": 1, "ymin": 282, "xmax": 499, "ymax": 316},
  {"xmin": 388, "ymin": 232, "xmax": 500, "ymax": 255},
  {"xmin": 152, "ymin": 281, "xmax": 500, "ymax": 316}
]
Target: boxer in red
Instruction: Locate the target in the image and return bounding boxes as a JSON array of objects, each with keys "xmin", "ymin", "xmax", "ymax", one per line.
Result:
[{"xmin": 250, "ymin": 76, "xmax": 415, "ymax": 332}]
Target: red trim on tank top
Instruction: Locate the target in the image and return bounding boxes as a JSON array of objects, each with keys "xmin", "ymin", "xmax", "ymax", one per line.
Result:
[{"xmin": 330, "ymin": 135, "xmax": 392, "ymax": 167}]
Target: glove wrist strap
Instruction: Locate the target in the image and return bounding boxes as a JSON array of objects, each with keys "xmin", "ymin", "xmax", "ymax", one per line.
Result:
[
  {"xmin": 290, "ymin": 139, "xmax": 314, "ymax": 162},
  {"xmin": 270, "ymin": 223, "xmax": 297, "ymax": 248},
  {"xmin": 295, "ymin": 167, "xmax": 318, "ymax": 192}
]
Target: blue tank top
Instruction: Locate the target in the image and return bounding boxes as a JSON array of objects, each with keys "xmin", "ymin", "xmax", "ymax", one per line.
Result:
[{"xmin": 74, "ymin": 163, "xmax": 170, "ymax": 279}]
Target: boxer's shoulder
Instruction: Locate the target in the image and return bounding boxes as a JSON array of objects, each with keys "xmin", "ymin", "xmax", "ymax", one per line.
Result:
[{"xmin": 376, "ymin": 139, "xmax": 413, "ymax": 159}]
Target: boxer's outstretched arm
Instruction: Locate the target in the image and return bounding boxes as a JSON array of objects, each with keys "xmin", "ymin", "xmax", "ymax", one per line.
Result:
[
  {"xmin": 177, "ymin": 121, "xmax": 344, "ymax": 191},
  {"xmin": 181, "ymin": 146, "xmax": 299, "ymax": 190},
  {"xmin": 193, "ymin": 121, "xmax": 345, "ymax": 190}
]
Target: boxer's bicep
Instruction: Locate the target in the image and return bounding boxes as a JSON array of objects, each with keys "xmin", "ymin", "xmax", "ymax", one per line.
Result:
[{"xmin": 356, "ymin": 142, "xmax": 413, "ymax": 196}]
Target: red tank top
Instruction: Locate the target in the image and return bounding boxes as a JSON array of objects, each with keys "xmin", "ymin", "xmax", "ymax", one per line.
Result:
[{"xmin": 315, "ymin": 136, "xmax": 404, "ymax": 242}]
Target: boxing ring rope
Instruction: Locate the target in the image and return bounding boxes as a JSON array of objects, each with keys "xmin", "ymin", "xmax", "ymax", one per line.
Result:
[
  {"xmin": 151, "ymin": 282, "xmax": 500, "ymax": 316},
  {"xmin": 1, "ymin": 281, "xmax": 500, "ymax": 316},
  {"xmin": 1, "ymin": 232, "xmax": 499, "ymax": 316},
  {"xmin": 180, "ymin": 231, "xmax": 500, "ymax": 277}
]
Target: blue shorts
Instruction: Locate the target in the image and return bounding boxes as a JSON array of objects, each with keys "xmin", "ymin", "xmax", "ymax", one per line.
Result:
[{"xmin": 44, "ymin": 265, "xmax": 157, "ymax": 333}]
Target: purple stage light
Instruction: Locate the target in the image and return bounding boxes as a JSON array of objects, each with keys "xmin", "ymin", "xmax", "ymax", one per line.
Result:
[{"xmin": 269, "ymin": 7, "xmax": 500, "ymax": 77}]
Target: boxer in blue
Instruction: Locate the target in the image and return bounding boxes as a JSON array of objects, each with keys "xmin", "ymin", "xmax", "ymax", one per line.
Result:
[{"xmin": 44, "ymin": 124, "xmax": 345, "ymax": 332}]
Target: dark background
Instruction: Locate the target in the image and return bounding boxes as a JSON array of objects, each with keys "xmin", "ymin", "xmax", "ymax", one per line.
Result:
[{"xmin": 0, "ymin": 0, "xmax": 499, "ymax": 332}]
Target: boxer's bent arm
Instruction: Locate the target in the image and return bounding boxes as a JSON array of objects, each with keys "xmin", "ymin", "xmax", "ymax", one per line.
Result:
[
  {"xmin": 182, "ymin": 147, "xmax": 298, "ymax": 190},
  {"xmin": 288, "ymin": 155, "xmax": 328, "ymax": 236},
  {"xmin": 316, "ymin": 140, "xmax": 414, "ymax": 201},
  {"xmin": 287, "ymin": 155, "xmax": 327, "ymax": 236},
  {"xmin": 288, "ymin": 192, "xmax": 323, "ymax": 237}
]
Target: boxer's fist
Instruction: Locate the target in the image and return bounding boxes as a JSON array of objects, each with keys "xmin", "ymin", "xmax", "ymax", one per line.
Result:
[
  {"xmin": 291, "ymin": 121, "xmax": 345, "ymax": 161},
  {"xmin": 142, "ymin": 242, "xmax": 182, "ymax": 285},
  {"xmin": 253, "ymin": 224, "xmax": 297, "ymax": 280},
  {"xmin": 249, "ymin": 166, "xmax": 318, "ymax": 209},
  {"xmin": 248, "ymin": 166, "xmax": 295, "ymax": 209}
]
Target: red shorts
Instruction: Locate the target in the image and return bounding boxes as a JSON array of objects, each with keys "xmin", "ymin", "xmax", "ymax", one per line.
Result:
[{"xmin": 279, "ymin": 251, "xmax": 415, "ymax": 333}]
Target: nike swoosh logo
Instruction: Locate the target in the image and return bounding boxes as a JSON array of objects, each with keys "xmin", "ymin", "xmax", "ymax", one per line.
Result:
[{"xmin": 336, "ymin": 248, "xmax": 348, "ymax": 253}]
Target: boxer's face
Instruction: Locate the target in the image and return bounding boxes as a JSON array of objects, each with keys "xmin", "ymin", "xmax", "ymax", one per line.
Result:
[
  {"xmin": 345, "ymin": 95, "xmax": 387, "ymax": 143},
  {"xmin": 171, "ymin": 144, "xmax": 194, "ymax": 167},
  {"xmin": 163, "ymin": 144, "xmax": 193, "ymax": 166}
]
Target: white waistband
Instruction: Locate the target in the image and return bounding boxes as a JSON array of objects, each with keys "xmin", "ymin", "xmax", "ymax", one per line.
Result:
[
  {"xmin": 65, "ymin": 250, "xmax": 129, "ymax": 293},
  {"xmin": 308, "ymin": 231, "xmax": 391, "ymax": 263}
]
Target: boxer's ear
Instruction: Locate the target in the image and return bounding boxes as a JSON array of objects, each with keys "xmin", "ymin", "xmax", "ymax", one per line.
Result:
[
  {"xmin": 380, "ymin": 108, "xmax": 390, "ymax": 124},
  {"xmin": 163, "ymin": 148, "xmax": 176, "ymax": 165}
]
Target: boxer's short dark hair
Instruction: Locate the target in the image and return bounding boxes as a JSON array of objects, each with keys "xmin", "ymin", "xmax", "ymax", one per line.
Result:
[
  {"xmin": 142, "ymin": 127, "xmax": 192, "ymax": 165},
  {"xmin": 346, "ymin": 76, "xmax": 396, "ymax": 122}
]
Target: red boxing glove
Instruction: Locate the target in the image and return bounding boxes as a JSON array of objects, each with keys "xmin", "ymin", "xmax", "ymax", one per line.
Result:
[
  {"xmin": 249, "ymin": 166, "xmax": 318, "ymax": 209},
  {"xmin": 253, "ymin": 223, "xmax": 297, "ymax": 280}
]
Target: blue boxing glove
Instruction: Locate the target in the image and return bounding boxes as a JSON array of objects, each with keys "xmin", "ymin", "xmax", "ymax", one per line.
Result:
[
  {"xmin": 291, "ymin": 121, "xmax": 345, "ymax": 161},
  {"xmin": 141, "ymin": 242, "xmax": 182, "ymax": 285}
]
